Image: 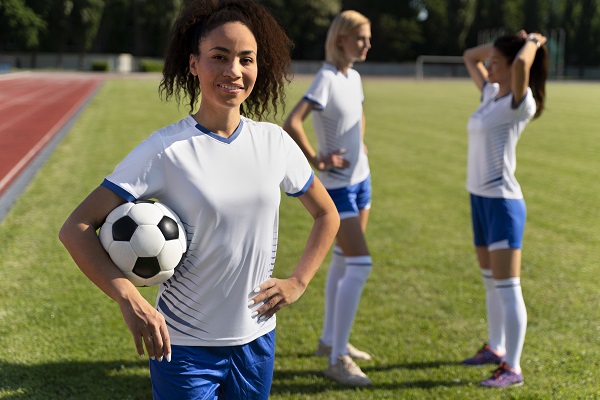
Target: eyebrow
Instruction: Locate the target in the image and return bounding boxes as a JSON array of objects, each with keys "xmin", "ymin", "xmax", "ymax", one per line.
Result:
[{"xmin": 209, "ymin": 46, "xmax": 257, "ymax": 56}]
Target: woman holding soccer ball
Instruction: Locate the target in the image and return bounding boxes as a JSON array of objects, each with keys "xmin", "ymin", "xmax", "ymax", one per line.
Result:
[
  {"xmin": 59, "ymin": 0, "xmax": 339, "ymax": 398},
  {"xmin": 284, "ymin": 10, "xmax": 373, "ymax": 387},
  {"xmin": 461, "ymin": 31, "xmax": 548, "ymax": 388}
]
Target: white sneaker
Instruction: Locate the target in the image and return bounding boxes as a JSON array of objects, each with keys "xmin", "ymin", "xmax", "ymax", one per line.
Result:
[
  {"xmin": 324, "ymin": 355, "xmax": 372, "ymax": 386},
  {"xmin": 314, "ymin": 340, "xmax": 373, "ymax": 361}
]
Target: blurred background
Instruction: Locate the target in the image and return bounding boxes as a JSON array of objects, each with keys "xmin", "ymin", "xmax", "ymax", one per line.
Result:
[{"xmin": 0, "ymin": 0, "xmax": 598, "ymax": 79}]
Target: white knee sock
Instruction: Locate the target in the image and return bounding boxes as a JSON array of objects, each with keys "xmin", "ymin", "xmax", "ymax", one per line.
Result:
[
  {"xmin": 320, "ymin": 247, "xmax": 346, "ymax": 345},
  {"xmin": 482, "ymin": 269, "xmax": 505, "ymax": 355},
  {"xmin": 330, "ymin": 256, "xmax": 372, "ymax": 364},
  {"xmin": 495, "ymin": 277, "xmax": 527, "ymax": 372}
]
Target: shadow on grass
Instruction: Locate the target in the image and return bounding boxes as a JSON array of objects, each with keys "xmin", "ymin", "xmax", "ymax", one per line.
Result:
[
  {"xmin": 1, "ymin": 358, "xmax": 472, "ymax": 398},
  {"xmin": 271, "ymin": 360, "xmax": 470, "ymax": 395},
  {"xmin": 0, "ymin": 360, "xmax": 151, "ymax": 400}
]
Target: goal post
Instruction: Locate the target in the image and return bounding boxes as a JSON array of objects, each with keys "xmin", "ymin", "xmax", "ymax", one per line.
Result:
[{"xmin": 415, "ymin": 55, "xmax": 465, "ymax": 79}]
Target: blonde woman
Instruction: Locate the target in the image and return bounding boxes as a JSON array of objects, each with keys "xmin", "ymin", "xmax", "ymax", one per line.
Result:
[{"xmin": 284, "ymin": 10, "xmax": 373, "ymax": 387}]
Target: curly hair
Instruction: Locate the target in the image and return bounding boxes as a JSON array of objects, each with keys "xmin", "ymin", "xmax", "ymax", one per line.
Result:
[{"xmin": 159, "ymin": 0, "xmax": 293, "ymax": 120}]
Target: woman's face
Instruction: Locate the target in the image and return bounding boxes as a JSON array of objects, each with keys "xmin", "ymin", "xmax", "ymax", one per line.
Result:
[
  {"xmin": 337, "ymin": 23, "xmax": 371, "ymax": 64},
  {"xmin": 487, "ymin": 47, "xmax": 511, "ymax": 85},
  {"xmin": 189, "ymin": 22, "xmax": 258, "ymax": 113}
]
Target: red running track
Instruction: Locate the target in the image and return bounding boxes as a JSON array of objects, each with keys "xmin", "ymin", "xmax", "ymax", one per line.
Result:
[{"xmin": 0, "ymin": 73, "xmax": 101, "ymax": 197}]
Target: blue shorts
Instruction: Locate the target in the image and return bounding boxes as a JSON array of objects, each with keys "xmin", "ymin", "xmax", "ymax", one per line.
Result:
[
  {"xmin": 150, "ymin": 330, "xmax": 275, "ymax": 400},
  {"xmin": 327, "ymin": 176, "xmax": 372, "ymax": 220},
  {"xmin": 470, "ymin": 194, "xmax": 526, "ymax": 251}
]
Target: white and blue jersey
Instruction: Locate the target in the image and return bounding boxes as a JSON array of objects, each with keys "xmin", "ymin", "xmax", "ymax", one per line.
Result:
[
  {"xmin": 102, "ymin": 115, "xmax": 314, "ymax": 347},
  {"xmin": 304, "ymin": 63, "xmax": 370, "ymax": 190},
  {"xmin": 466, "ymin": 82, "xmax": 536, "ymax": 199}
]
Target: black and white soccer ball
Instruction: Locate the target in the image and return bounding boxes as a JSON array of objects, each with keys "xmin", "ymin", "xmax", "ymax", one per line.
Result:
[{"xmin": 99, "ymin": 200, "xmax": 186, "ymax": 286}]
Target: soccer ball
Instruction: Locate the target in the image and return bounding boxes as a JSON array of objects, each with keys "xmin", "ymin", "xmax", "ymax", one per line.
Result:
[{"xmin": 99, "ymin": 200, "xmax": 187, "ymax": 286}]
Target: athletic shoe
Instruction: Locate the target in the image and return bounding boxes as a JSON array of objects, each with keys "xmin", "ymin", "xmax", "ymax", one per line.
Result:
[
  {"xmin": 461, "ymin": 343, "xmax": 504, "ymax": 366},
  {"xmin": 314, "ymin": 340, "xmax": 373, "ymax": 361},
  {"xmin": 324, "ymin": 355, "xmax": 372, "ymax": 386},
  {"xmin": 480, "ymin": 361, "xmax": 524, "ymax": 388}
]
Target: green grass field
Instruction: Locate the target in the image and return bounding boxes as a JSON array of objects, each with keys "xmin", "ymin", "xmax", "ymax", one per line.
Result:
[{"xmin": 0, "ymin": 76, "xmax": 599, "ymax": 399}]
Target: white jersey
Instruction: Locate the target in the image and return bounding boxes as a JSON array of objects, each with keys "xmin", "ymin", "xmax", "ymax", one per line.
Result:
[
  {"xmin": 304, "ymin": 63, "xmax": 370, "ymax": 189},
  {"xmin": 102, "ymin": 115, "xmax": 314, "ymax": 346},
  {"xmin": 466, "ymin": 82, "xmax": 536, "ymax": 199}
]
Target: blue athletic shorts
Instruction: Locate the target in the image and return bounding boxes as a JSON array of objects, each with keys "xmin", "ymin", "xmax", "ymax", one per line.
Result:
[
  {"xmin": 327, "ymin": 176, "xmax": 372, "ymax": 220},
  {"xmin": 470, "ymin": 194, "xmax": 526, "ymax": 251},
  {"xmin": 150, "ymin": 330, "xmax": 275, "ymax": 400}
]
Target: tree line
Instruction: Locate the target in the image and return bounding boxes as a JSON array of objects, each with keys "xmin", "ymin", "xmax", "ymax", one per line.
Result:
[{"xmin": 1, "ymin": 0, "xmax": 599, "ymax": 70}]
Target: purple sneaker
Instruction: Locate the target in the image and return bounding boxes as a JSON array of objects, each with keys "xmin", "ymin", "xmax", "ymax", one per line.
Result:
[
  {"xmin": 481, "ymin": 362, "xmax": 524, "ymax": 388},
  {"xmin": 462, "ymin": 343, "xmax": 504, "ymax": 366}
]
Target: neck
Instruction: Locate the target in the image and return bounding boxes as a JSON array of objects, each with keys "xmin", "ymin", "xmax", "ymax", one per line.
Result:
[{"xmin": 194, "ymin": 107, "xmax": 241, "ymax": 138}]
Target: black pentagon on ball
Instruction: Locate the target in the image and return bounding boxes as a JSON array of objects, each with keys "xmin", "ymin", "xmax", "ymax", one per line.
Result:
[
  {"xmin": 112, "ymin": 216, "xmax": 138, "ymax": 241},
  {"xmin": 133, "ymin": 257, "xmax": 162, "ymax": 278},
  {"xmin": 157, "ymin": 216, "xmax": 179, "ymax": 240}
]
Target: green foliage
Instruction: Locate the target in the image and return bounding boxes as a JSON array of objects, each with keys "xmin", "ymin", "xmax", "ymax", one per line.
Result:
[
  {"xmin": 0, "ymin": 0, "xmax": 46, "ymax": 49},
  {"xmin": 259, "ymin": 0, "xmax": 341, "ymax": 60},
  {"xmin": 90, "ymin": 60, "xmax": 109, "ymax": 71},
  {"xmin": 138, "ymin": 59, "xmax": 164, "ymax": 73},
  {"xmin": 0, "ymin": 78, "xmax": 599, "ymax": 399}
]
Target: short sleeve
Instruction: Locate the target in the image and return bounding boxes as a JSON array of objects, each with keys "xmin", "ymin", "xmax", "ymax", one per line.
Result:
[
  {"xmin": 102, "ymin": 132, "xmax": 166, "ymax": 201},
  {"xmin": 513, "ymin": 87, "xmax": 537, "ymax": 120},
  {"xmin": 303, "ymin": 69, "xmax": 331, "ymax": 110},
  {"xmin": 280, "ymin": 129, "xmax": 314, "ymax": 197}
]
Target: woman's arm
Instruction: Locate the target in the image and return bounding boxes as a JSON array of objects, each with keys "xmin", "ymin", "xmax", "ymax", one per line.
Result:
[
  {"xmin": 283, "ymin": 99, "xmax": 319, "ymax": 166},
  {"xmin": 463, "ymin": 43, "xmax": 492, "ymax": 91},
  {"xmin": 58, "ymin": 186, "xmax": 171, "ymax": 361},
  {"xmin": 249, "ymin": 177, "xmax": 339, "ymax": 319},
  {"xmin": 512, "ymin": 32, "xmax": 546, "ymax": 105},
  {"xmin": 283, "ymin": 99, "xmax": 349, "ymax": 171}
]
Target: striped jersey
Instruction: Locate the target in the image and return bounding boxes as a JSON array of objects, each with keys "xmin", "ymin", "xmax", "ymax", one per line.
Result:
[
  {"xmin": 304, "ymin": 63, "xmax": 370, "ymax": 189},
  {"xmin": 466, "ymin": 82, "xmax": 536, "ymax": 199},
  {"xmin": 102, "ymin": 115, "xmax": 314, "ymax": 346}
]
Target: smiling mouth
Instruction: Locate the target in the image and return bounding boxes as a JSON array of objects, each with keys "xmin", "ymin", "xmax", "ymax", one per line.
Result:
[{"xmin": 218, "ymin": 83, "xmax": 244, "ymax": 91}]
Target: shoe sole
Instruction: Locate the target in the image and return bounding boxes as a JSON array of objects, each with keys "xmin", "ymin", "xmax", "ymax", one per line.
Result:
[{"xmin": 482, "ymin": 381, "xmax": 524, "ymax": 389}]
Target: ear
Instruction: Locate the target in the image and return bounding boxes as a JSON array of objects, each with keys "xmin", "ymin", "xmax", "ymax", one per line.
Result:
[{"xmin": 189, "ymin": 54, "xmax": 198, "ymax": 76}]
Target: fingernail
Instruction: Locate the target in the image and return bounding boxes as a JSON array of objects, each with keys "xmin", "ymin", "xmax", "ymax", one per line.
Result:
[
  {"xmin": 253, "ymin": 286, "xmax": 261, "ymax": 293},
  {"xmin": 150, "ymin": 356, "xmax": 155, "ymax": 360},
  {"xmin": 140, "ymin": 354, "xmax": 146, "ymax": 359},
  {"xmin": 166, "ymin": 353, "xmax": 172, "ymax": 363},
  {"xmin": 251, "ymin": 311, "xmax": 258, "ymax": 317},
  {"xmin": 247, "ymin": 299, "xmax": 255, "ymax": 306},
  {"xmin": 158, "ymin": 356, "xmax": 163, "ymax": 362}
]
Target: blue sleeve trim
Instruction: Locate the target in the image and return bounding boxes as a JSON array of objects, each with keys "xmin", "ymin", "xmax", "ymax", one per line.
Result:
[
  {"xmin": 286, "ymin": 171, "xmax": 314, "ymax": 197},
  {"xmin": 302, "ymin": 96, "xmax": 324, "ymax": 110},
  {"xmin": 512, "ymin": 91, "xmax": 529, "ymax": 109},
  {"xmin": 101, "ymin": 179, "xmax": 137, "ymax": 202}
]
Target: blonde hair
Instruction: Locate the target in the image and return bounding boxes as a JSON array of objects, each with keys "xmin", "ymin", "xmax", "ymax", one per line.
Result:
[{"xmin": 325, "ymin": 10, "xmax": 370, "ymax": 70}]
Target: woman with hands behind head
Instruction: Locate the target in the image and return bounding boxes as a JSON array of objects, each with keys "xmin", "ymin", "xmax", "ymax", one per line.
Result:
[
  {"xmin": 461, "ymin": 30, "xmax": 548, "ymax": 388},
  {"xmin": 284, "ymin": 10, "xmax": 374, "ymax": 387},
  {"xmin": 59, "ymin": 1, "xmax": 339, "ymax": 398}
]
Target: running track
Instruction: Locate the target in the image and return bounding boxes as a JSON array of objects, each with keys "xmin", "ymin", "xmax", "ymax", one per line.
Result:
[{"xmin": 0, "ymin": 72, "xmax": 101, "ymax": 216}]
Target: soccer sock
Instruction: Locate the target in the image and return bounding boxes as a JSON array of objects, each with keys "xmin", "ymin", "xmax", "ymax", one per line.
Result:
[
  {"xmin": 330, "ymin": 256, "xmax": 372, "ymax": 364},
  {"xmin": 495, "ymin": 277, "xmax": 527, "ymax": 372},
  {"xmin": 320, "ymin": 247, "xmax": 346, "ymax": 345},
  {"xmin": 481, "ymin": 269, "xmax": 506, "ymax": 355}
]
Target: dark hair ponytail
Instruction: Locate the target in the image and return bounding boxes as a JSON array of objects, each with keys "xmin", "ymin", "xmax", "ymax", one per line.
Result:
[
  {"xmin": 494, "ymin": 34, "xmax": 549, "ymax": 118},
  {"xmin": 529, "ymin": 45, "xmax": 549, "ymax": 118}
]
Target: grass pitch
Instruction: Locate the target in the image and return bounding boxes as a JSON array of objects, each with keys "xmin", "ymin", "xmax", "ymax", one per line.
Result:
[{"xmin": 0, "ymin": 77, "xmax": 598, "ymax": 399}]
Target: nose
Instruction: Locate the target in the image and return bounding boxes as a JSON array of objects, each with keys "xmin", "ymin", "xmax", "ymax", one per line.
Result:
[{"xmin": 224, "ymin": 59, "xmax": 243, "ymax": 78}]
